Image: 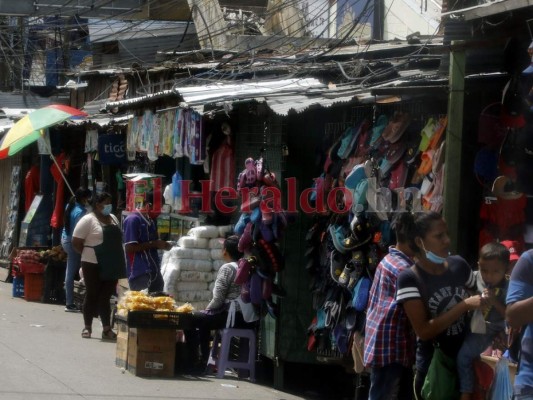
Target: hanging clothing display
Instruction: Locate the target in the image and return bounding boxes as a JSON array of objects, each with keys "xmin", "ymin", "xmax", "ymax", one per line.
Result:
[
  {"xmin": 125, "ymin": 107, "xmax": 205, "ymax": 165},
  {"xmin": 50, "ymin": 152, "xmax": 68, "ymax": 229},
  {"xmin": 210, "ymin": 136, "xmax": 235, "ymax": 192},
  {"xmin": 24, "ymin": 165, "xmax": 40, "ymax": 212}
]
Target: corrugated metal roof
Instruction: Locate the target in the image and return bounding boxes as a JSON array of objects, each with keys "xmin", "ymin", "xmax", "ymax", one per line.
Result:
[
  {"xmin": 103, "ymin": 72, "xmax": 452, "ymax": 116},
  {"xmin": 441, "ymin": 0, "xmax": 533, "ymax": 19},
  {"xmin": 0, "ymin": 92, "xmax": 55, "ymax": 109},
  {"xmin": 106, "ymin": 89, "xmax": 177, "ymax": 109},
  {"xmin": 0, "ymin": 107, "xmax": 130, "ymax": 135},
  {"xmin": 89, "ymin": 19, "xmax": 196, "ymax": 43},
  {"xmin": 176, "ymin": 78, "xmax": 326, "ymax": 106}
]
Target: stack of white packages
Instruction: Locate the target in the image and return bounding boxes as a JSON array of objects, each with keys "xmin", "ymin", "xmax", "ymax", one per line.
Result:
[{"xmin": 161, "ymin": 225, "xmax": 233, "ymax": 311}]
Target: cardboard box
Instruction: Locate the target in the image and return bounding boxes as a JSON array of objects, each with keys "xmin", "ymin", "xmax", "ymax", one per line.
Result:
[
  {"xmin": 115, "ymin": 321, "xmax": 129, "ymax": 369},
  {"xmin": 122, "ymin": 326, "xmax": 176, "ymax": 377}
]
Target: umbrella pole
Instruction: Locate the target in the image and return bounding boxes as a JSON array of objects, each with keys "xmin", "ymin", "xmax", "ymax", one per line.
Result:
[
  {"xmin": 46, "ymin": 149, "xmax": 75, "ymax": 198},
  {"xmin": 39, "ymin": 132, "xmax": 75, "ymax": 197}
]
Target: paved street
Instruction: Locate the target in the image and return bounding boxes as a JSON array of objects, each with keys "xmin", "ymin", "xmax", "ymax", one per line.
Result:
[{"xmin": 0, "ymin": 280, "xmax": 313, "ymax": 400}]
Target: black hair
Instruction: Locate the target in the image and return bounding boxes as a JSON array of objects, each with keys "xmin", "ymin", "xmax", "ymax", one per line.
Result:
[
  {"xmin": 395, "ymin": 211, "xmax": 444, "ymax": 253},
  {"xmin": 93, "ymin": 191, "xmax": 112, "ymax": 207},
  {"xmin": 479, "ymin": 242, "xmax": 510, "ymax": 266},
  {"xmin": 224, "ymin": 235, "xmax": 243, "ymax": 261},
  {"xmin": 63, "ymin": 187, "xmax": 92, "ymax": 235},
  {"xmin": 391, "ymin": 212, "xmax": 418, "ymax": 252},
  {"xmin": 414, "ymin": 211, "xmax": 443, "ymax": 235}
]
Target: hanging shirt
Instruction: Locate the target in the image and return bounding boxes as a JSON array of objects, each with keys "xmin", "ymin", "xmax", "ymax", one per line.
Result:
[
  {"xmin": 50, "ymin": 153, "xmax": 67, "ymax": 229},
  {"xmin": 161, "ymin": 110, "xmax": 174, "ymax": 156},
  {"xmin": 84, "ymin": 129, "xmax": 98, "ymax": 153},
  {"xmin": 210, "ymin": 137, "xmax": 235, "ymax": 192},
  {"xmin": 173, "ymin": 108, "xmax": 185, "ymax": 158},
  {"xmin": 188, "ymin": 111, "xmax": 205, "ymax": 165},
  {"xmin": 24, "ymin": 165, "xmax": 40, "ymax": 212}
]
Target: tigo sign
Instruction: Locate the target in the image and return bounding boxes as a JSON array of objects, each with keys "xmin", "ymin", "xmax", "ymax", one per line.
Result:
[{"xmin": 98, "ymin": 134, "xmax": 126, "ymax": 165}]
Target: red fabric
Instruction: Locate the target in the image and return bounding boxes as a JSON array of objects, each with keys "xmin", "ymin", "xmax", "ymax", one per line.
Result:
[
  {"xmin": 495, "ymin": 196, "xmax": 526, "ymax": 233},
  {"xmin": 50, "ymin": 153, "xmax": 67, "ymax": 229},
  {"xmin": 209, "ymin": 138, "xmax": 235, "ymax": 192},
  {"xmin": 472, "ymin": 358, "xmax": 494, "ymax": 400},
  {"xmin": 479, "ymin": 197, "xmax": 526, "ymax": 231},
  {"xmin": 24, "ymin": 165, "xmax": 40, "ymax": 212},
  {"xmin": 479, "ymin": 196, "xmax": 526, "ymax": 249},
  {"xmin": 479, "ymin": 228, "xmax": 496, "ymax": 250}
]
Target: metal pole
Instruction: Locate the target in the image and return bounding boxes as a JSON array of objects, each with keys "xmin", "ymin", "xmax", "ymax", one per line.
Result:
[{"xmin": 443, "ymin": 40, "xmax": 466, "ymax": 254}]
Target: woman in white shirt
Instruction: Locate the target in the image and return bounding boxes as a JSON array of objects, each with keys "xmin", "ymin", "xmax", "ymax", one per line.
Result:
[{"xmin": 72, "ymin": 192, "xmax": 126, "ymax": 340}]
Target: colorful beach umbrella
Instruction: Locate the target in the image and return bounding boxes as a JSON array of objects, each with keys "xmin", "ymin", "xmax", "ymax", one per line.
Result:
[
  {"xmin": 0, "ymin": 104, "xmax": 87, "ymax": 158},
  {"xmin": 0, "ymin": 104, "xmax": 87, "ymax": 197}
]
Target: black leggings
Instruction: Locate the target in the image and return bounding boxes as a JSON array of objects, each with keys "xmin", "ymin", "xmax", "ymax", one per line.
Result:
[
  {"xmin": 184, "ymin": 310, "xmax": 256, "ymax": 365},
  {"xmin": 81, "ymin": 262, "xmax": 117, "ymax": 329}
]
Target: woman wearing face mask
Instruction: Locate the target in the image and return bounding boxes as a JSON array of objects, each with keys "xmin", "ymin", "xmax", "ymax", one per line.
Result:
[
  {"xmin": 395, "ymin": 211, "xmax": 483, "ymax": 400},
  {"xmin": 61, "ymin": 187, "xmax": 92, "ymax": 312},
  {"xmin": 72, "ymin": 192, "xmax": 127, "ymax": 340}
]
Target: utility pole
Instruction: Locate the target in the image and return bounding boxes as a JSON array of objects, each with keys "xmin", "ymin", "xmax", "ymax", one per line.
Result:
[
  {"xmin": 372, "ymin": 0, "xmax": 384, "ymax": 40},
  {"xmin": 12, "ymin": 16, "xmax": 23, "ymax": 91},
  {"xmin": 443, "ymin": 41, "xmax": 465, "ymax": 254},
  {"xmin": 0, "ymin": 16, "xmax": 9, "ymax": 90}
]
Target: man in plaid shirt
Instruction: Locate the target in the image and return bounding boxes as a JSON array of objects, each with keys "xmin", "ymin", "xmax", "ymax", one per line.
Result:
[{"xmin": 364, "ymin": 213, "xmax": 417, "ymax": 400}]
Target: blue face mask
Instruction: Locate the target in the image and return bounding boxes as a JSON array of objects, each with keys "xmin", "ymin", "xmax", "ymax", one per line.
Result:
[
  {"xmin": 102, "ymin": 204, "xmax": 112, "ymax": 216},
  {"xmin": 421, "ymin": 242, "xmax": 449, "ymax": 264}
]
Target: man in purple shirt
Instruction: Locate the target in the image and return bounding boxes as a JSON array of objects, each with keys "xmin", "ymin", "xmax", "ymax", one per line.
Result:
[
  {"xmin": 364, "ymin": 212, "xmax": 417, "ymax": 400},
  {"xmin": 123, "ymin": 190, "xmax": 171, "ymax": 292}
]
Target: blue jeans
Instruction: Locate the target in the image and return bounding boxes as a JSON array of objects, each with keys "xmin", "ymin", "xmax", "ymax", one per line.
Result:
[
  {"xmin": 515, "ymin": 395, "xmax": 533, "ymax": 400},
  {"xmin": 457, "ymin": 332, "xmax": 493, "ymax": 393},
  {"xmin": 61, "ymin": 238, "xmax": 81, "ymax": 306},
  {"xmin": 370, "ymin": 363, "xmax": 414, "ymax": 400}
]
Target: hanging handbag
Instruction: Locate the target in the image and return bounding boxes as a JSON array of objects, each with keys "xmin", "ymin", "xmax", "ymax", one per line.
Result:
[{"xmin": 421, "ymin": 346, "xmax": 460, "ymax": 400}]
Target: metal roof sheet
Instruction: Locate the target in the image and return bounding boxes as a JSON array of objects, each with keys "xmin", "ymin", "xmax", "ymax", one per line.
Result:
[
  {"xmin": 102, "ymin": 70, "xmax": 450, "ymax": 116},
  {"xmin": 441, "ymin": 0, "xmax": 533, "ymax": 20},
  {"xmin": 175, "ymin": 78, "xmax": 326, "ymax": 106},
  {"xmin": 89, "ymin": 19, "xmax": 196, "ymax": 43},
  {"xmin": 0, "ymin": 92, "xmax": 55, "ymax": 110}
]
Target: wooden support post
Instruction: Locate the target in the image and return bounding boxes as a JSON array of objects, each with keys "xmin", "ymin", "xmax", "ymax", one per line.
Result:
[{"xmin": 443, "ymin": 41, "xmax": 466, "ymax": 253}]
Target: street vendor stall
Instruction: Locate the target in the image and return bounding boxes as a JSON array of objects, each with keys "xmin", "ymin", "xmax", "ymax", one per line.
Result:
[{"xmin": 115, "ymin": 290, "xmax": 194, "ymax": 377}]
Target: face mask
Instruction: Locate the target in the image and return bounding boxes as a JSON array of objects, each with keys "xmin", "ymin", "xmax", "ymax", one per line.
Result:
[
  {"xmin": 102, "ymin": 204, "xmax": 112, "ymax": 216},
  {"xmin": 421, "ymin": 241, "xmax": 449, "ymax": 264}
]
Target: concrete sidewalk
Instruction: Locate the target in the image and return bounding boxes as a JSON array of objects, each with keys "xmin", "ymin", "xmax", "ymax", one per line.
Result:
[{"xmin": 0, "ymin": 280, "xmax": 309, "ymax": 400}]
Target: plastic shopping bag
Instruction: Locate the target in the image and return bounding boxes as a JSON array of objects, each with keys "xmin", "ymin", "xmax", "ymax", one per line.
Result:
[
  {"xmin": 490, "ymin": 357, "xmax": 513, "ymax": 400},
  {"xmin": 470, "ymin": 309, "xmax": 487, "ymax": 334},
  {"xmin": 421, "ymin": 347, "xmax": 460, "ymax": 400}
]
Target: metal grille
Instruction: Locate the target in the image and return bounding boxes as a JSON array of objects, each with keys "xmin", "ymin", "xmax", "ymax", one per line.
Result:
[{"xmin": 235, "ymin": 117, "xmax": 286, "ymax": 182}]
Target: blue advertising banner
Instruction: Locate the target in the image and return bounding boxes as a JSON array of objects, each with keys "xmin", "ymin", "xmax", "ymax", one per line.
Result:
[{"xmin": 97, "ymin": 134, "xmax": 127, "ymax": 165}]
